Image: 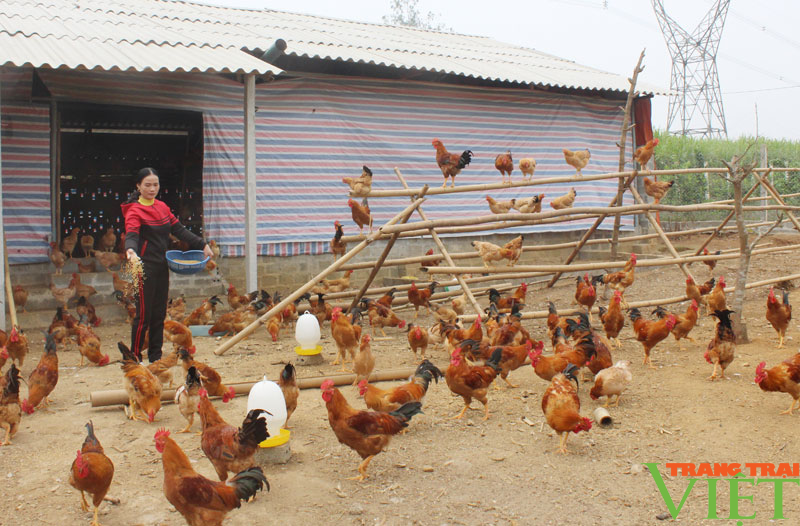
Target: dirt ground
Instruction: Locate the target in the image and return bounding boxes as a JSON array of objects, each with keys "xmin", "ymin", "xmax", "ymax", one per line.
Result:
[{"xmin": 2, "ymin": 232, "xmax": 800, "ymax": 526}]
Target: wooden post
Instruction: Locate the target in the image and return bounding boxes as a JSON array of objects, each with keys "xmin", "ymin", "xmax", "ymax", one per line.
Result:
[
  {"xmin": 213, "ymin": 196, "xmax": 427, "ymax": 356},
  {"xmin": 395, "ymin": 168, "xmax": 483, "ymax": 316},
  {"xmin": 243, "ymin": 74, "xmax": 258, "ymax": 292},
  {"xmin": 347, "ymin": 185, "xmax": 429, "ymax": 312},
  {"xmin": 0, "ymin": 80, "xmax": 6, "ymax": 330},
  {"xmin": 3, "ymin": 236, "xmax": 16, "ymax": 328}
]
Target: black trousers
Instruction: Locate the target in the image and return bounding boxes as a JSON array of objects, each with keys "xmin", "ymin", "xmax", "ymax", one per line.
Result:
[{"xmin": 131, "ymin": 261, "xmax": 169, "ymax": 362}]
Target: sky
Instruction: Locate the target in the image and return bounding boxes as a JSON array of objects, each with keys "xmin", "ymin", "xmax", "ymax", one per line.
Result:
[{"xmin": 197, "ymin": 0, "xmax": 800, "ymax": 141}]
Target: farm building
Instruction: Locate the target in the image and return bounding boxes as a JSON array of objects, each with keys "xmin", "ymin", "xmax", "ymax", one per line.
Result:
[{"xmin": 0, "ymin": 0, "xmax": 660, "ymax": 289}]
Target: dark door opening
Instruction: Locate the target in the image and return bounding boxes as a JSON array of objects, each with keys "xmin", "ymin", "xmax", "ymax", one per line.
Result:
[{"xmin": 58, "ymin": 103, "xmax": 204, "ymax": 255}]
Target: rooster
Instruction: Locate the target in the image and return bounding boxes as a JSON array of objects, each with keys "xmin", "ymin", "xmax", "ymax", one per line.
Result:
[
  {"xmin": 359, "ymin": 360, "xmax": 443, "ymax": 413},
  {"xmin": 432, "ymin": 138, "xmax": 473, "ymax": 188},
  {"xmin": 574, "ymin": 273, "xmax": 596, "ymax": 323},
  {"xmin": 0, "ymin": 364, "xmax": 21, "ymax": 445},
  {"xmin": 117, "ymin": 342, "xmax": 162, "ymax": 422},
  {"xmin": 628, "ymin": 308, "xmax": 677, "ymax": 369},
  {"xmin": 330, "ymin": 220, "xmax": 347, "ymax": 260},
  {"xmin": 175, "ymin": 366, "xmax": 203, "ymax": 433},
  {"xmin": 633, "ymin": 138, "xmax": 659, "ymax": 167},
  {"xmin": 702, "ymin": 248, "xmax": 722, "ymax": 273},
  {"xmin": 598, "ymin": 291, "xmax": 625, "ymax": 348},
  {"xmin": 445, "ymin": 347, "xmax": 503, "ymax": 420},
  {"xmin": 69, "ymin": 421, "xmax": 114, "ymax": 526},
  {"xmin": 542, "ymin": 364, "xmax": 592, "ymax": 454},
  {"xmin": 766, "ymin": 287, "xmax": 792, "ymax": 348},
  {"xmin": 494, "ymin": 150, "xmax": 513, "ymax": 184},
  {"xmin": 21, "ymin": 332, "xmax": 59, "ymax": 414},
  {"xmin": 755, "ymin": 354, "xmax": 800, "ymax": 415},
  {"xmin": 178, "ymin": 349, "xmax": 235, "ymax": 403},
  {"xmin": 278, "ymin": 363, "xmax": 299, "ymax": 428},
  {"xmin": 407, "ymin": 282, "xmax": 436, "ymax": 319},
  {"xmin": 643, "ymin": 177, "xmax": 674, "ymax": 204},
  {"xmin": 563, "ymin": 148, "xmax": 590, "ymax": 176},
  {"xmin": 705, "ymin": 309, "xmax": 736, "ymax": 381}
]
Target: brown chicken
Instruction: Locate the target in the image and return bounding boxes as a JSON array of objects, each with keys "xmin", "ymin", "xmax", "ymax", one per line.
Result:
[
  {"xmin": 113, "ymin": 290, "xmax": 137, "ymax": 324},
  {"xmin": 163, "ymin": 320, "xmax": 195, "ymax": 353},
  {"xmin": 21, "ymin": 333, "xmax": 59, "ymax": 414},
  {"xmin": 61, "ymin": 228, "xmax": 80, "ymax": 258},
  {"xmin": 99, "ymin": 228, "xmax": 116, "ymax": 252},
  {"xmin": 76, "ymin": 295, "xmax": 102, "ymax": 327},
  {"xmin": 406, "ymin": 323, "xmax": 429, "ymax": 359},
  {"xmin": 574, "ymin": 273, "xmax": 596, "ymax": 322},
  {"xmin": 444, "ymin": 315, "xmax": 483, "ymax": 349},
  {"xmin": 117, "ymin": 342, "xmax": 161, "ymax": 422},
  {"xmin": 633, "ymin": 138, "xmax": 659, "ymax": 167},
  {"xmin": 352, "ymin": 334, "xmax": 375, "ymax": 385},
  {"xmin": 278, "ymin": 363, "xmax": 299, "ymax": 428},
  {"xmin": 702, "ymin": 248, "xmax": 722, "ymax": 273},
  {"xmin": 69, "ymin": 421, "xmax": 114, "ymax": 526},
  {"xmin": 654, "ymin": 300, "xmax": 700, "ymax": 351},
  {"xmin": 445, "ymin": 347, "xmax": 503, "ymax": 420},
  {"xmin": 364, "ymin": 300, "xmax": 405, "ymax": 338},
  {"xmin": 148, "ymin": 349, "xmax": 181, "ymax": 388},
  {"xmin": 49, "ymin": 241, "xmax": 68, "ymax": 274},
  {"xmin": 91, "ymin": 249, "xmax": 123, "ymax": 272},
  {"xmin": 432, "ymin": 138, "xmax": 473, "ymax": 188},
  {"xmin": 489, "ymin": 283, "xmax": 528, "ymax": 313},
  {"xmin": 198, "ymin": 390, "xmax": 269, "ymax": 481},
  {"xmin": 77, "ymin": 257, "xmax": 97, "ymax": 273},
  {"xmin": 348, "ymin": 198, "xmax": 373, "ymax": 235},
  {"xmin": 80, "ymin": 234, "xmax": 95, "ymax": 257},
  {"xmin": 686, "ymin": 276, "xmax": 715, "ymax": 310},
  {"xmin": 519, "ymin": 157, "xmax": 536, "ymax": 180},
  {"xmin": 307, "ymin": 293, "xmax": 333, "ymax": 327},
  {"xmin": 167, "ymin": 295, "xmax": 186, "ymax": 321},
  {"xmin": 706, "ymin": 276, "xmax": 727, "ymax": 315},
  {"xmin": 50, "ymin": 277, "xmax": 77, "ymax": 308},
  {"xmin": 311, "ymin": 269, "xmax": 354, "ymax": 295},
  {"xmin": 541, "ymin": 364, "xmax": 592, "ymax": 454},
  {"xmin": 330, "ymin": 220, "xmax": 347, "ymax": 260},
  {"xmin": 342, "ymin": 165, "xmax": 373, "ymax": 197},
  {"xmin": 359, "ymin": 360, "xmax": 443, "ymax": 412},
  {"xmin": 495, "ymin": 150, "xmax": 513, "ymax": 184},
  {"xmin": 564, "ymin": 315, "xmax": 614, "ymax": 376},
  {"xmin": 766, "ymin": 287, "xmax": 792, "ymax": 348},
  {"xmin": 226, "ymin": 284, "xmax": 254, "ymax": 311},
  {"xmin": 265, "ymin": 315, "xmax": 281, "ymax": 342},
  {"xmin": 407, "ymin": 282, "xmax": 436, "ymax": 319},
  {"xmin": 643, "ymin": 176, "xmax": 674, "ymax": 204},
  {"xmin": 628, "ymin": 308, "xmax": 677, "ymax": 369},
  {"xmin": 331, "ymin": 307, "xmax": 362, "ymax": 371},
  {"xmin": 183, "ymin": 296, "xmax": 222, "ymax": 326},
  {"xmin": 6, "ymin": 326, "xmax": 28, "ymax": 367},
  {"xmin": 486, "ymin": 195, "xmax": 516, "ymax": 215},
  {"xmin": 321, "ymin": 379, "xmax": 422, "ymax": 481},
  {"xmin": 562, "ymin": 148, "xmax": 590, "ymax": 176},
  {"xmin": 598, "ymin": 290, "xmax": 625, "ymax": 348},
  {"xmin": 593, "ymin": 253, "xmax": 637, "ymax": 307},
  {"xmin": 590, "ymin": 360, "xmax": 633, "ymax": 408},
  {"xmin": 705, "ymin": 309, "xmax": 736, "ymax": 381},
  {"xmin": 755, "ymin": 353, "xmax": 800, "ymax": 415},
  {"xmin": 549, "ymin": 188, "xmax": 577, "ymax": 210},
  {"xmin": 178, "ymin": 348, "xmax": 235, "ymax": 403},
  {"xmin": 419, "ymin": 248, "xmax": 442, "ymax": 275},
  {"xmin": 0, "ymin": 364, "xmax": 21, "ymax": 445},
  {"xmin": 513, "ymin": 193, "xmax": 544, "ymax": 214},
  {"xmin": 72, "ymin": 273, "xmax": 97, "ymax": 300},
  {"xmin": 530, "ymin": 331, "xmax": 593, "ymax": 383},
  {"xmin": 174, "ymin": 366, "xmax": 202, "ymax": 433},
  {"xmin": 112, "ymin": 272, "xmax": 132, "ymax": 297},
  {"xmin": 155, "ymin": 428, "xmax": 268, "ymax": 526},
  {"xmin": 471, "ymin": 235, "xmax": 524, "ymax": 268},
  {"xmin": 76, "ymin": 324, "xmax": 109, "ymax": 367},
  {"xmin": 376, "ymin": 288, "xmax": 396, "ymax": 309},
  {"xmin": 494, "ymin": 339, "xmax": 535, "ymax": 388},
  {"xmin": 12, "ymin": 285, "xmax": 27, "ymax": 313}
]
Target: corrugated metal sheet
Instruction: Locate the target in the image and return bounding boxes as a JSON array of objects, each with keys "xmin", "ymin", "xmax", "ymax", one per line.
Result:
[{"xmin": 0, "ymin": 0, "xmax": 664, "ymax": 94}]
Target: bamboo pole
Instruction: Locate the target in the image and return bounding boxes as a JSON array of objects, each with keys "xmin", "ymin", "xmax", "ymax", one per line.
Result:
[
  {"xmin": 213, "ymin": 196, "xmax": 427, "ymax": 356},
  {"xmin": 347, "ymin": 185, "xmax": 429, "ymax": 312},
  {"xmin": 692, "ymin": 178, "xmax": 766, "ymax": 257},
  {"xmin": 394, "ymin": 168, "xmax": 483, "ymax": 316},
  {"xmin": 3, "ymin": 236, "xmax": 17, "ymax": 328},
  {"xmin": 756, "ymin": 174, "xmax": 800, "ymax": 233}
]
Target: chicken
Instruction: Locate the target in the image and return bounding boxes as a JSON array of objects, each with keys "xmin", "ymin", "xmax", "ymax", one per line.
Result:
[
  {"xmin": 49, "ymin": 241, "xmax": 68, "ymax": 274},
  {"xmin": 705, "ymin": 276, "xmax": 727, "ymax": 315},
  {"xmin": 80, "ymin": 233, "xmax": 95, "ymax": 257},
  {"xmin": 599, "ymin": 290, "xmax": 625, "ymax": 348},
  {"xmin": 406, "ymin": 323, "xmax": 429, "ymax": 359},
  {"xmin": 628, "ymin": 308, "xmax": 677, "ymax": 369},
  {"xmin": 593, "ymin": 253, "xmax": 637, "ymax": 307},
  {"xmin": 654, "ymin": 300, "xmax": 700, "ymax": 351},
  {"xmin": 321, "ymin": 379, "xmax": 422, "ymax": 481},
  {"xmin": 643, "ymin": 177, "xmax": 674, "ymax": 204},
  {"xmin": 348, "ymin": 198, "xmax": 373, "ymax": 235},
  {"xmin": 183, "ymin": 296, "xmax": 222, "ymax": 326},
  {"xmin": 445, "ymin": 347, "xmax": 503, "ymax": 420},
  {"xmin": 376, "ymin": 288, "xmax": 396, "ymax": 309},
  {"xmin": 419, "ymin": 248, "xmax": 442, "ymax": 275},
  {"xmin": 311, "ymin": 269, "xmax": 354, "ymax": 295},
  {"xmin": 178, "ymin": 348, "xmax": 235, "ymax": 403},
  {"xmin": 590, "ymin": 360, "xmax": 633, "ymax": 408},
  {"xmin": 541, "ymin": 364, "xmax": 592, "ymax": 454},
  {"xmin": 471, "ymin": 235, "xmax": 524, "ymax": 268},
  {"xmin": 574, "ymin": 273, "xmax": 596, "ymax": 322},
  {"xmin": 264, "ymin": 315, "xmax": 281, "ymax": 342},
  {"xmin": 755, "ymin": 353, "xmax": 800, "ymax": 415},
  {"xmin": 12, "ymin": 285, "xmax": 27, "ymax": 313},
  {"xmin": 69, "ymin": 421, "xmax": 114, "ymax": 526},
  {"xmin": 112, "ymin": 272, "xmax": 132, "ymax": 297},
  {"xmin": 766, "ymin": 287, "xmax": 792, "ymax": 348},
  {"xmin": 432, "ymin": 138, "xmax": 473, "ymax": 188},
  {"xmin": 155, "ymin": 428, "xmax": 268, "ymax": 526},
  {"xmin": 278, "ymin": 363, "xmax": 299, "ymax": 429},
  {"xmin": 485, "ymin": 195, "xmax": 516, "ymax": 215},
  {"xmin": 330, "ymin": 307, "xmax": 362, "ymax": 370},
  {"xmin": 549, "ymin": 188, "xmax": 577, "ymax": 210},
  {"xmin": 61, "ymin": 228, "xmax": 80, "ymax": 258},
  {"xmin": 50, "ymin": 277, "xmax": 77, "ymax": 308},
  {"xmin": 494, "ymin": 339, "xmax": 535, "ymax": 388},
  {"xmin": 226, "ymin": 284, "xmax": 255, "ymax": 311},
  {"xmin": 705, "ymin": 309, "xmax": 736, "ymax": 381},
  {"xmin": 21, "ymin": 333, "xmax": 59, "ymax": 414},
  {"xmin": 519, "ymin": 157, "xmax": 536, "ymax": 180},
  {"xmin": 443, "ymin": 315, "xmax": 483, "ymax": 349},
  {"xmin": 148, "ymin": 349, "xmax": 181, "ymax": 389},
  {"xmin": 113, "ymin": 290, "xmax": 137, "ymax": 324},
  {"xmin": 0, "ymin": 364, "xmax": 21, "ymax": 445},
  {"xmin": 198, "ymin": 390, "xmax": 269, "ymax": 481},
  {"xmin": 208, "ymin": 239, "xmax": 221, "ymax": 259},
  {"xmin": 489, "ymin": 283, "xmax": 528, "ymax": 313},
  {"xmin": 352, "ymin": 334, "xmax": 375, "ymax": 385},
  {"xmin": 494, "ymin": 150, "xmax": 513, "ymax": 184},
  {"xmin": 330, "ymin": 220, "xmax": 347, "ymax": 260},
  {"xmin": 563, "ymin": 314, "xmax": 614, "ymax": 377},
  {"xmin": 513, "ymin": 193, "xmax": 544, "ymax": 214},
  {"xmin": 633, "ymin": 138, "xmax": 659, "ymax": 167},
  {"xmin": 451, "ymin": 292, "xmax": 467, "ymax": 315},
  {"xmin": 117, "ymin": 342, "xmax": 162, "ymax": 422},
  {"xmin": 163, "ymin": 320, "xmax": 195, "ymax": 353},
  {"xmin": 359, "ymin": 360, "xmax": 443, "ymax": 413},
  {"xmin": 167, "ymin": 295, "xmax": 186, "ymax": 321},
  {"xmin": 99, "ymin": 228, "xmax": 116, "ymax": 252},
  {"xmin": 72, "ymin": 273, "xmax": 97, "ymax": 300},
  {"xmin": 77, "ymin": 257, "xmax": 97, "ymax": 273},
  {"xmin": 308, "ymin": 293, "xmax": 333, "ymax": 327},
  {"xmin": 686, "ymin": 276, "xmax": 715, "ymax": 310},
  {"xmin": 529, "ymin": 331, "xmax": 594, "ymax": 382},
  {"xmin": 342, "ymin": 165, "xmax": 373, "ymax": 197},
  {"xmin": 76, "ymin": 324, "xmax": 109, "ymax": 367},
  {"xmin": 702, "ymin": 248, "xmax": 722, "ymax": 273},
  {"xmin": 174, "ymin": 366, "xmax": 203, "ymax": 433},
  {"xmin": 407, "ymin": 282, "xmax": 437, "ymax": 319},
  {"xmin": 76, "ymin": 295, "xmax": 101, "ymax": 327},
  {"xmin": 563, "ymin": 148, "xmax": 590, "ymax": 176},
  {"xmin": 91, "ymin": 250, "xmax": 123, "ymax": 272}
]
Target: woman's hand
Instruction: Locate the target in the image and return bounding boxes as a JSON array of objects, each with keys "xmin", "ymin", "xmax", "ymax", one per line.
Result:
[
  {"xmin": 126, "ymin": 248, "xmax": 138, "ymax": 261},
  {"xmin": 203, "ymin": 244, "xmax": 214, "ymax": 259}
]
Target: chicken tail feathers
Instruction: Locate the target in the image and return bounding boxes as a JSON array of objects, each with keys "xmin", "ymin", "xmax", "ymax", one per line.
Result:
[
  {"xmin": 228, "ymin": 466, "xmax": 270, "ymax": 500},
  {"xmin": 415, "ymin": 359, "xmax": 444, "ymax": 385},
  {"xmin": 117, "ymin": 341, "xmax": 137, "ymax": 363},
  {"xmin": 458, "ymin": 150, "xmax": 473, "ymax": 169},
  {"xmin": 783, "ymin": 289, "xmax": 791, "ymax": 307},
  {"xmin": 239, "ymin": 409, "xmax": 270, "ymax": 447},
  {"xmin": 388, "ymin": 401, "xmax": 423, "ymax": 424},
  {"xmin": 485, "ymin": 347, "xmax": 503, "ymax": 372}
]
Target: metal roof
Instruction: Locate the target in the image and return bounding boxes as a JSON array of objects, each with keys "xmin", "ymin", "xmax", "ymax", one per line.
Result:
[{"xmin": 0, "ymin": 0, "xmax": 664, "ymax": 94}]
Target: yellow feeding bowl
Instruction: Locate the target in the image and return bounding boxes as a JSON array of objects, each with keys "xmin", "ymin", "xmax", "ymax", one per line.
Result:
[
  {"xmin": 259, "ymin": 428, "xmax": 290, "ymax": 448},
  {"xmin": 294, "ymin": 345, "xmax": 323, "ymax": 356}
]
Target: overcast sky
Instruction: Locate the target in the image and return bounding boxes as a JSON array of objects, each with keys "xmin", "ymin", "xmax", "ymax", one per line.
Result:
[{"xmin": 199, "ymin": 0, "xmax": 799, "ymax": 141}]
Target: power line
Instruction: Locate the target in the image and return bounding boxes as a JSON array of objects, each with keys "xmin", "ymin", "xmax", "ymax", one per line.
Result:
[{"xmin": 724, "ymin": 84, "xmax": 800, "ymax": 95}]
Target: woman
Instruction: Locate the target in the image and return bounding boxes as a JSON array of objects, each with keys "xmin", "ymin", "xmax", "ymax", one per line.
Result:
[{"xmin": 121, "ymin": 167, "xmax": 214, "ymax": 363}]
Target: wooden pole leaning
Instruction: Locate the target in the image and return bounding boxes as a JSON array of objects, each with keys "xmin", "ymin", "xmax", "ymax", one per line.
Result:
[
  {"xmin": 213, "ymin": 196, "xmax": 427, "ymax": 356},
  {"xmin": 756, "ymin": 173, "xmax": 800, "ymax": 233},
  {"xmin": 394, "ymin": 168, "xmax": 483, "ymax": 316},
  {"xmin": 3, "ymin": 236, "xmax": 17, "ymax": 328},
  {"xmin": 347, "ymin": 185, "xmax": 430, "ymax": 312}
]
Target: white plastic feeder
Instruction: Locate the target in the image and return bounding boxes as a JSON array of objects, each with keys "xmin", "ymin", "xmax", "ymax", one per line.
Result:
[
  {"xmin": 294, "ymin": 310, "xmax": 322, "ymax": 356},
  {"xmin": 247, "ymin": 377, "xmax": 290, "ymax": 448}
]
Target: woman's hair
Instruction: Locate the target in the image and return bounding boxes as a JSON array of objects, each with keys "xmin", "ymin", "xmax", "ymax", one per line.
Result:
[{"xmin": 125, "ymin": 167, "xmax": 159, "ymax": 203}]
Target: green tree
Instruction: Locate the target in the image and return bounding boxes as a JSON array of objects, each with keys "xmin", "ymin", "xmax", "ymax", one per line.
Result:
[{"xmin": 383, "ymin": 0, "xmax": 450, "ymax": 31}]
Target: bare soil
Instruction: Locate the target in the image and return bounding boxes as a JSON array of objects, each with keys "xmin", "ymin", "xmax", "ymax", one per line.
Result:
[{"xmin": 2, "ymin": 232, "xmax": 800, "ymax": 526}]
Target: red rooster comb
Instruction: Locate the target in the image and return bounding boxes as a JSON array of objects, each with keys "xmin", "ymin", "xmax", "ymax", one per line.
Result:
[
  {"xmin": 320, "ymin": 379, "xmax": 335, "ymax": 391},
  {"xmin": 222, "ymin": 386, "xmax": 235, "ymax": 403},
  {"xmin": 154, "ymin": 428, "xmax": 170, "ymax": 440}
]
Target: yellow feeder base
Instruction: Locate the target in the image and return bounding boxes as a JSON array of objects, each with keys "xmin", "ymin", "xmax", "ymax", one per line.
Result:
[
  {"xmin": 294, "ymin": 345, "xmax": 323, "ymax": 356},
  {"xmin": 259, "ymin": 428, "xmax": 290, "ymax": 448}
]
